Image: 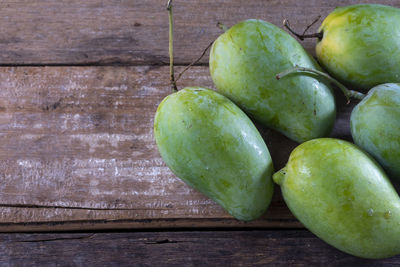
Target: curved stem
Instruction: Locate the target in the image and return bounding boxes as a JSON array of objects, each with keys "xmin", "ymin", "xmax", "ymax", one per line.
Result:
[
  {"xmin": 166, "ymin": 1, "xmax": 214, "ymax": 86},
  {"xmin": 176, "ymin": 41, "xmax": 213, "ymax": 82},
  {"xmin": 276, "ymin": 66, "xmax": 366, "ymax": 103},
  {"xmin": 301, "ymin": 16, "xmax": 321, "ymax": 36},
  {"xmin": 167, "ymin": 0, "xmax": 178, "ymax": 92},
  {"xmin": 283, "ymin": 19, "xmax": 323, "ymax": 41}
]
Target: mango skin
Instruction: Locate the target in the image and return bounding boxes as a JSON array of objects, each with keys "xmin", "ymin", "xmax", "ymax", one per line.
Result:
[
  {"xmin": 210, "ymin": 19, "xmax": 336, "ymax": 143},
  {"xmin": 316, "ymin": 4, "xmax": 400, "ymax": 90},
  {"xmin": 351, "ymin": 83, "xmax": 400, "ymax": 181},
  {"xmin": 154, "ymin": 87, "xmax": 274, "ymax": 221},
  {"xmin": 273, "ymin": 138, "xmax": 400, "ymax": 259}
]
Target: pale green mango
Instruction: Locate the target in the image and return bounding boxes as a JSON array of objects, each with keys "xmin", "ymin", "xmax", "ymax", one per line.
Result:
[
  {"xmin": 273, "ymin": 138, "xmax": 400, "ymax": 259},
  {"xmin": 154, "ymin": 87, "xmax": 274, "ymax": 221},
  {"xmin": 351, "ymin": 83, "xmax": 400, "ymax": 181},
  {"xmin": 210, "ymin": 19, "xmax": 336, "ymax": 143},
  {"xmin": 316, "ymin": 4, "xmax": 400, "ymax": 90}
]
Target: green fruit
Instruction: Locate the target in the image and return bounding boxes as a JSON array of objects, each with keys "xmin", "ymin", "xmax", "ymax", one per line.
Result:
[
  {"xmin": 154, "ymin": 87, "xmax": 274, "ymax": 221},
  {"xmin": 316, "ymin": 4, "xmax": 400, "ymax": 90},
  {"xmin": 273, "ymin": 138, "xmax": 400, "ymax": 259},
  {"xmin": 209, "ymin": 19, "xmax": 336, "ymax": 143},
  {"xmin": 351, "ymin": 83, "xmax": 400, "ymax": 181}
]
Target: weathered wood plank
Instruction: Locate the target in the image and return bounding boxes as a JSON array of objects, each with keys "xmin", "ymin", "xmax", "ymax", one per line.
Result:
[
  {"xmin": 1, "ymin": 65, "xmax": 398, "ymax": 231},
  {"xmin": 0, "ymin": 0, "xmax": 398, "ymax": 65},
  {"xmin": 0, "ymin": 65, "xmax": 374, "ymax": 231},
  {"xmin": 0, "ymin": 65, "xmax": 302, "ymax": 231},
  {"xmin": 0, "ymin": 230, "xmax": 399, "ymax": 265},
  {"xmin": 0, "ymin": 66, "xmax": 397, "ymax": 231},
  {"xmin": 0, "ymin": 66, "xmax": 308, "ymax": 231}
]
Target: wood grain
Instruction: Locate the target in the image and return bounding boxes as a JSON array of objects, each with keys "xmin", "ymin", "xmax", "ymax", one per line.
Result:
[
  {"xmin": 0, "ymin": 230, "xmax": 399, "ymax": 265},
  {"xmin": 0, "ymin": 1, "xmax": 398, "ymax": 263},
  {"xmin": 0, "ymin": 0, "xmax": 398, "ymax": 65},
  {"xmin": 0, "ymin": 65, "xmax": 369, "ymax": 231}
]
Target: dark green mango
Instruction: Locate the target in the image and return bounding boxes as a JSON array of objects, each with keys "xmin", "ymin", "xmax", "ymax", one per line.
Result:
[
  {"xmin": 274, "ymin": 138, "xmax": 400, "ymax": 259},
  {"xmin": 154, "ymin": 87, "xmax": 274, "ymax": 221},
  {"xmin": 209, "ymin": 19, "xmax": 336, "ymax": 143},
  {"xmin": 351, "ymin": 83, "xmax": 400, "ymax": 181},
  {"xmin": 316, "ymin": 4, "xmax": 400, "ymax": 90}
]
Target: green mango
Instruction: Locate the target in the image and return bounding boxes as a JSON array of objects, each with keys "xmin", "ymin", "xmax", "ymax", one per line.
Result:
[
  {"xmin": 316, "ymin": 4, "xmax": 400, "ymax": 90},
  {"xmin": 351, "ymin": 83, "xmax": 400, "ymax": 181},
  {"xmin": 209, "ymin": 19, "xmax": 336, "ymax": 143},
  {"xmin": 154, "ymin": 87, "xmax": 274, "ymax": 221},
  {"xmin": 273, "ymin": 138, "xmax": 400, "ymax": 259}
]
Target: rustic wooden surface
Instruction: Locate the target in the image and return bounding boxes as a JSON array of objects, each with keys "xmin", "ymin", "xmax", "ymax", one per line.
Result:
[
  {"xmin": 0, "ymin": 0, "xmax": 399, "ymax": 264},
  {"xmin": 0, "ymin": 230, "xmax": 399, "ymax": 266},
  {"xmin": 0, "ymin": 0, "xmax": 397, "ymax": 66},
  {"xmin": 0, "ymin": 65, "xmax": 364, "ymax": 231},
  {"xmin": 0, "ymin": 0, "xmax": 398, "ymax": 232}
]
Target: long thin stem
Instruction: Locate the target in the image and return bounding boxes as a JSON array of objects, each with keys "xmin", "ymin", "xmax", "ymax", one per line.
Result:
[
  {"xmin": 283, "ymin": 19, "xmax": 323, "ymax": 41},
  {"xmin": 176, "ymin": 41, "xmax": 213, "ymax": 82},
  {"xmin": 167, "ymin": 0, "xmax": 178, "ymax": 92},
  {"xmin": 166, "ymin": 0, "xmax": 214, "ymax": 87},
  {"xmin": 276, "ymin": 66, "xmax": 366, "ymax": 103},
  {"xmin": 301, "ymin": 16, "xmax": 321, "ymax": 36}
]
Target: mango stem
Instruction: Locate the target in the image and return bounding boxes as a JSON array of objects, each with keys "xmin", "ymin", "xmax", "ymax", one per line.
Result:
[
  {"xmin": 276, "ymin": 66, "xmax": 366, "ymax": 103},
  {"xmin": 167, "ymin": 0, "xmax": 214, "ymax": 90},
  {"xmin": 167, "ymin": 0, "xmax": 178, "ymax": 92},
  {"xmin": 273, "ymin": 167, "xmax": 287, "ymax": 185},
  {"xmin": 175, "ymin": 41, "xmax": 213, "ymax": 83},
  {"xmin": 283, "ymin": 19, "xmax": 323, "ymax": 41}
]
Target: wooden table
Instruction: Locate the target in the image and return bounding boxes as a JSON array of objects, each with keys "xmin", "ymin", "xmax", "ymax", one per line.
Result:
[{"xmin": 0, "ymin": 0, "xmax": 399, "ymax": 265}]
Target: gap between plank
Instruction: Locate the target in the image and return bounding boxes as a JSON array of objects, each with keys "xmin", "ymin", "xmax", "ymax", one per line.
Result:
[{"xmin": 0, "ymin": 62, "xmax": 209, "ymax": 67}]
